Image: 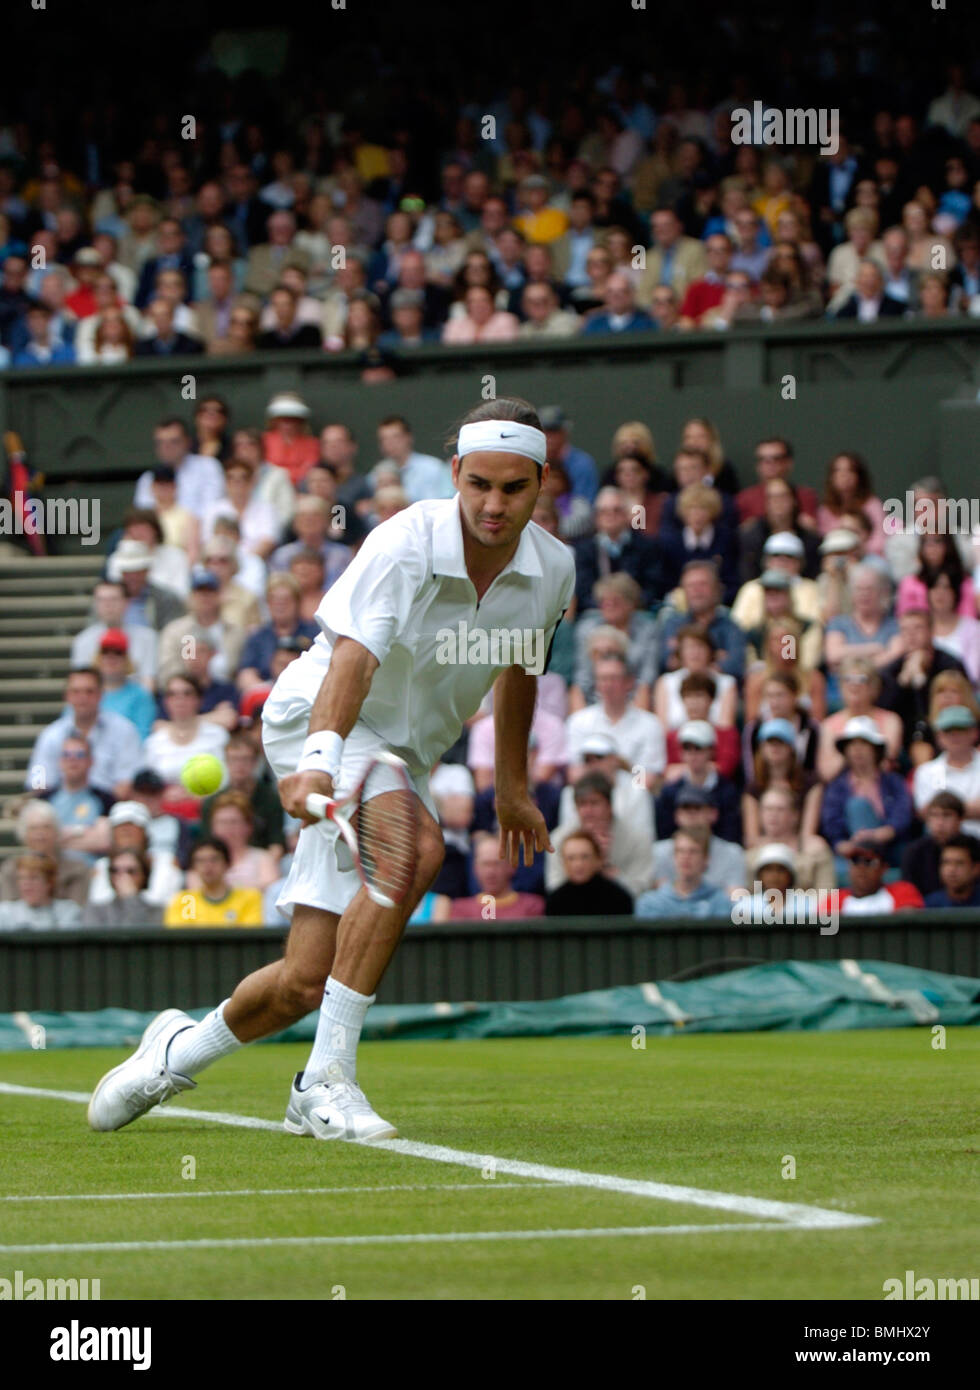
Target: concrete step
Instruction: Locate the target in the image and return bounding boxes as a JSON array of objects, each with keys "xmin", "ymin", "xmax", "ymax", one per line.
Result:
[
  {"xmin": 0, "ymin": 680, "xmax": 67, "ymax": 702},
  {"xmin": 0, "ymin": 622, "xmax": 86, "ymax": 641},
  {"xmin": 0, "ymin": 724, "xmax": 43, "ymax": 746},
  {"xmin": 5, "ymin": 595, "xmax": 92, "ymax": 614},
  {"xmin": 0, "ymin": 658, "xmax": 73, "ymax": 679},
  {"xmin": 0, "ymin": 635, "xmax": 74, "ymax": 653},
  {"xmin": 0, "ymin": 576, "xmax": 96, "ymax": 596},
  {"xmin": 0, "ymin": 555, "xmax": 104, "ymax": 577},
  {"xmin": 0, "ymin": 702, "xmax": 65, "ymax": 723},
  {"xmin": 0, "ymin": 769, "xmax": 28, "ymax": 793}
]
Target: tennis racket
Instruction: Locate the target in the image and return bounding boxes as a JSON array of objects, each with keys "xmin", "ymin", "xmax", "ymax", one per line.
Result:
[{"xmin": 305, "ymin": 751, "xmax": 419, "ymax": 909}]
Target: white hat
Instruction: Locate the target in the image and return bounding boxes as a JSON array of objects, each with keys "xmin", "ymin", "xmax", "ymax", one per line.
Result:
[
  {"xmin": 429, "ymin": 763, "xmax": 476, "ymax": 800},
  {"xmin": 266, "ymin": 393, "xmax": 311, "ymax": 419},
  {"xmin": 581, "ymin": 733, "xmax": 620, "ymax": 757},
  {"xmin": 108, "ymin": 800, "xmax": 152, "ymax": 829},
  {"xmin": 107, "ymin": 539, "xmax": 153, "ymax": 577},
  {"xmin": 820, "ymin": 528, "xmax": 860, "ymax": 555},
  {"xmin": 763, "ymin": 531, "xmax": 805, "ymax": 559},
  {"xmin": 678, "ymin": 719, "xmax": 716, "ymax": 748},
  {"xmin": 756, "ymin": 842, "xmax": 795, "ymax": 872},
  {"xmin": 835, "ymin": 715, "xmax": 886, "ymax": 751}
]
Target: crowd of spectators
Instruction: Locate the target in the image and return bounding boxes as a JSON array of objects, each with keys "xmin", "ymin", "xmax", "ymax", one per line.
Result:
[
  {"xmin": 3, "ymin": 54, "xmax": 980, "ymax": 373},
  {"xmin": 3, "ymin": 395, "xmax": 980, "ymax": 928}
]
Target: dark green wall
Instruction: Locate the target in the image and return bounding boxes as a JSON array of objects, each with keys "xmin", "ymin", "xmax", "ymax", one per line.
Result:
[{"xmin": 1, "ymin": 916, "xmax": 976, "ymax": 1011}]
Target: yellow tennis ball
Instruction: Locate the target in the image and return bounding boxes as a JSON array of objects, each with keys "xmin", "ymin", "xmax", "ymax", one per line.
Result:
[{"xmin": 180, "ymin": 754, "xmax": 225, "ymax": 797}]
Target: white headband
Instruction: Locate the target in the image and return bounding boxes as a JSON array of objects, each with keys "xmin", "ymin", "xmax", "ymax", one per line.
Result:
[{"xmin": 457, "ymin": 420, "xmax": 547, "ymax": 467}]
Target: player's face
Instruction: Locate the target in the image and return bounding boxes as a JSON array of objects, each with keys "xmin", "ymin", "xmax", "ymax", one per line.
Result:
[{"xmin": 453, "ymin": 452, "xmax": 544, "ymax": 552}]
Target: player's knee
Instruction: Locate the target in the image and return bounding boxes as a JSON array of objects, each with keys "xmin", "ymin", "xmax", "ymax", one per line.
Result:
[{"xmin": 276, "ymin": 968, "xmax": 326, "ymax": 1019}]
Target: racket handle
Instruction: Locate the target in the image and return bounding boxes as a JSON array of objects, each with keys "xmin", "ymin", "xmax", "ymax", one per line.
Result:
[{"xmin": 305, "ymin": 793, "xmax": 334, "ymax": 820}]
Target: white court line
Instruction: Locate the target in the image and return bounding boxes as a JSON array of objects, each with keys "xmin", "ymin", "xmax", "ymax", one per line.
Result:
[
  {"xmin": 1, "ymin": 1183, "xmax": 555, "ymax": 1203},
  {"xmin": 0, "ymin": 1080, "xmax": 878, "ymax": 1235},
  {"xmin": 0, "ymin": 1224, "xmax": 792, "ymax": 1254}
]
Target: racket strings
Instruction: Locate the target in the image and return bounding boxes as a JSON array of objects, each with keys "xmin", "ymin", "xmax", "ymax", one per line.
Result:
[{"xmin": 356, "ymin": 771, "xmax": 418, "ymax": 904}]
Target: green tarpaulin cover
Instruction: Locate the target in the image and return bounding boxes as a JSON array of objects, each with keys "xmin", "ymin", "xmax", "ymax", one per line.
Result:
[{"xmin": 1, "ymin": 959, "xmax": 977, "ymax": 1050}]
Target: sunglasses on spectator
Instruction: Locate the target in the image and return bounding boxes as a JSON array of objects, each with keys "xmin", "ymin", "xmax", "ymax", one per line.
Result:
[
  {"xmin": 850, "ymin": 853, "xmax": 880, "ymax": 865},
  {"xmin": 60, "ymin": 750, "xmax": 89, "ymax": 760},
  {"xmin": 110, "ymin": 866, "xmax": 140, "ymax": 876}
]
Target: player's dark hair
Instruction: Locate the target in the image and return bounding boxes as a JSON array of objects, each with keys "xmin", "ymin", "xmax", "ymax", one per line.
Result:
[
  {"xmin": 448, "ymin": 397, "xmax": 544, "ymax": 480},
  {"xmin": 191, "ymin": 836, "xmax": 231, "ymax": 866}
]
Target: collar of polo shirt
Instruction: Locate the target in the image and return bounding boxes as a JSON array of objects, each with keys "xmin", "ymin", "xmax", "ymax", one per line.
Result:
[{"xmin": 432, "ymin": 494, "xmax": 544, "ymax": 581}]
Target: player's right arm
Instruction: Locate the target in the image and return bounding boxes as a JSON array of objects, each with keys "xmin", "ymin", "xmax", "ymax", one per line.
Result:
[{"xmin": 277, "ymin": 637, "xmax": 380, "ymax": 825}]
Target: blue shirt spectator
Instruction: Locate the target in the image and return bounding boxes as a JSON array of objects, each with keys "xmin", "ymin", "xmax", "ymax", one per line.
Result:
[
  {"xmin": 238, "ymin": 621, "xmax": 319, "ymax": 684},
  {"xmin": 101, "ymin": 681, "xmax": 158, "ymax": 741},
  {"xmin": 635, "ymin": 828, "xmax": 733, "ymax": 918},
  {"xmin": 27, "ymin": 671, "xmax": 144, "ymax": 798}
]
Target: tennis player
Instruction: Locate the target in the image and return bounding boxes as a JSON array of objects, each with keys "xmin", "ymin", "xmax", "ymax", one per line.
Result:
[{"xmin": 89, "ymin": 397, "xmax": 575, "ymax": 1141}]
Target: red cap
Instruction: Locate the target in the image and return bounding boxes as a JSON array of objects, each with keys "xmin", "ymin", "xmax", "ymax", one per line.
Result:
[
  {"xmin": 99, "ymin": 628, "xmax": 129, "ymax": 654},
  {"xmin": 239, "ymin": 686, "xmax": 271, "ymax": 722}
]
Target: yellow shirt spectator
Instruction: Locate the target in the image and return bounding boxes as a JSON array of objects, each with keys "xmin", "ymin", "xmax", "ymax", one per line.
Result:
[
  {"xmin": 165, "ymin": 887, "xmax": 263, "ymax": 927},
  {"xmin": 514, "ymin": 207, "xmax": 569, "ymax": 245}
]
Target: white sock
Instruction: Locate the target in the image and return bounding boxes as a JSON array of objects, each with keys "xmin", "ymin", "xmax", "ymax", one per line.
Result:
[
  {"xmin": 166, "ymin": 1001, "xmax": 242, "ymax": 1078},
  {"xmin": 301, "ymin": 976, "xmax": 374, "ymax": 1087}
]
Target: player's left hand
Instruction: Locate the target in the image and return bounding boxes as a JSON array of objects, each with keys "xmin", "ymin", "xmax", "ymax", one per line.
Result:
[{"xmin": 496, "ymin": 793, "xmax": 553, "ymax": 868}]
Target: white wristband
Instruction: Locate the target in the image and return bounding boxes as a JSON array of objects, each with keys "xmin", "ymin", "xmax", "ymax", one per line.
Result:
[{"xmin": 297, "ymin": 730, "xmax": 344, "ymax": 780}]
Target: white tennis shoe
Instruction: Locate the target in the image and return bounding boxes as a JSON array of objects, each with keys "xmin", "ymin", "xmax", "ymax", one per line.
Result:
[
  {"xmin": 283, "ymin": 1061, "xmax": 397, "ymax": 1142},
  {"xmin": 87, "ymin": 1008, "xmax": 196, "ymax": 1131}
]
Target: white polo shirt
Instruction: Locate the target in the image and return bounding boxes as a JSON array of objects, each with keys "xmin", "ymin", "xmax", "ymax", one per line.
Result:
[
  {"xmin": 270, "ymin": 496, "xmax": 575, "ymax": 775},
  {"xmin": 913, "ymin": 751, "xmax": 980, "ymax": 839},
  {"xmin": 565, "ymin": 703, "xmax": 667, "ymax": 776}
]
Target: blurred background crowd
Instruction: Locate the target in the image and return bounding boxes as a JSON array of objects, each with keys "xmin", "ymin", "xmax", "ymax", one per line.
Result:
[{"xmin": 2, "ymin": 8, "xmax": 980, "ymax": 370}]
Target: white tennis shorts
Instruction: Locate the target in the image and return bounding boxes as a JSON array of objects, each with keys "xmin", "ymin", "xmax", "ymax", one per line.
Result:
[{"xmin": 261, "ymin": 689, "xmax": 436, "ymax": 918}]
